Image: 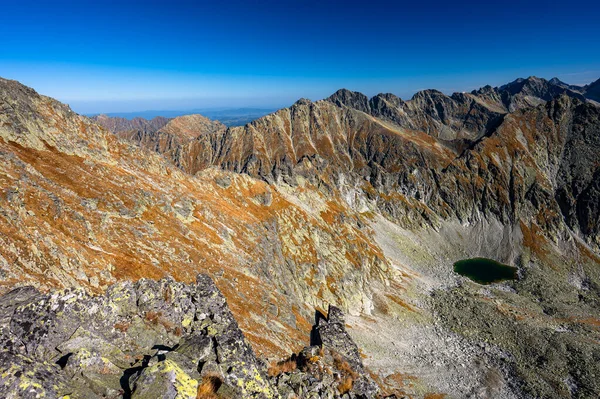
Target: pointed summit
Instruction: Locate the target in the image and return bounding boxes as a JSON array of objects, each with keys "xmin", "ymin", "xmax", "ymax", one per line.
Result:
[
  {"xmin": 587, "ymin": 77, "xmax": 600, "ymax": 88},
  {"xmin": 326, "ymin": 88, "xmax": 370, "ymax": 113},
  {"xmin": 499, "ymin": 76, "xmax": 544, "ymax": 93},
  {"xmin": 293, "ymin": 98, "xmax": 312, "ymax": 106},
  {"xmin": 585, "ymin": 77, "xmax": 600, "ymax": 101},
  {"xmin": 411, "ymin": 89, "xmax": 447, "ymax": 101}
]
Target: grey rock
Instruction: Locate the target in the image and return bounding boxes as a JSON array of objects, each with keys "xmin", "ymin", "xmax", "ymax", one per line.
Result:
[
  {"xmin": 0, "ymin": 274, "xmax": 277, "ymax": 399},
  {"xmin": 268, "ymin": 306, "xmax": 380, "ymax": 399}
]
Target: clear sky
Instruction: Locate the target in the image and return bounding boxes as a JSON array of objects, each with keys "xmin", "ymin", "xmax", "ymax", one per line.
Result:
[{"xmin": 1, "ymin": 0, "xmax": 599, "ymax": 114}]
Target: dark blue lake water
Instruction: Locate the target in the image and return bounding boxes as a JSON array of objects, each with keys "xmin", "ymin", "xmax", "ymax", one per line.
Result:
[{"xmin": 453, "ymin": 257, "xmax": 517, "ymax": 284}]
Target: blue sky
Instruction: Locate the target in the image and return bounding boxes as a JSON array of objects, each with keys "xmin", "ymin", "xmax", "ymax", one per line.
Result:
[{"xmin": 1, "ymin": 0, "xmax": 599, "ymax": 114}]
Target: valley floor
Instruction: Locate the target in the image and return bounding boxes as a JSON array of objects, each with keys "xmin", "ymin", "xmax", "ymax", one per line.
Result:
[{"xmin": 345, "ymin": 216, "xmax": 600, "ymax": 398}]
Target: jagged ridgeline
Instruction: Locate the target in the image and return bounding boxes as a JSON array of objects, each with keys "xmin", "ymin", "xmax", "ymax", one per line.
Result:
[
  {"xmin": 95, "ymin": 76, "xmax": 600, "ymax": 250},
  {"xmin": 1, "ymin": 75, "xmax": 600, "ymax": 398}
]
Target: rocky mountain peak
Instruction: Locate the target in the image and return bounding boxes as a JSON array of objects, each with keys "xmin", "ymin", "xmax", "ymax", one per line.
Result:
[
  {"xmin": 326, "ymin": 88, "xmax": 371, "ymax": 113},
  {"xmin": 368, "ymin": 93, "xmax": 406, "ymax": 118},
  {"xmin": 500, "ymin": 75, "xmax": 546, "ymax": 93},
  {"xmin": 585, "ymin": 77, "xmax": 600, "ymax": 102},
  {"xmin": 587, "ymin": 77, "xmax": 600, "ymax": 89},
  {"xmin": 293, "ymin": 97, "xmax": 312, "ymax": 106},
  {"xmin": 0, "ymin": 77, "xmax": 40, "ymax": 98},
  {"xmin": 0, "ymin": 77, "xmax": 113, "ymax": 160},
  {"xmin": 548, "ymin": 77, "xmax": 588, "ymax": 92},
  {"xmin": 494, "ymin": 75, "xmax": 586, "ymax": 112},
  {"xmin": 472, "ymin": 84, "xmax": 495, "ymax": 94},
  {"xmin": 411, "ymin": 88, "xmax": 447, "ymax": 100},
  {"xmin": 160, "ymin": 114, "xmax": 226, "ymax": 140}
]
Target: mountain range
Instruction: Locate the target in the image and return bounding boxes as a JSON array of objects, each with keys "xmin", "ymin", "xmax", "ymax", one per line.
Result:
[
  {"xmin": 91, "ymin": 107, "xmax": 278, "ymax": 128},
  {"xmin": 0, "ymin": 75, "xmax": 599, "ymax": 398},
  {"xmin": 94, "ymin": 76, "xmax": 600, "ymax": 251}
]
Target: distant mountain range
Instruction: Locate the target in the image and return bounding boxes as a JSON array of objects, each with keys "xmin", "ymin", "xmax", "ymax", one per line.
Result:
[
  {"xmin": 91, "ymin": 76, "xmax": 600, "ymax": 132},
  {"xmin": 89, "ymin": 107, "xmax": 278, "ymax": 127}
]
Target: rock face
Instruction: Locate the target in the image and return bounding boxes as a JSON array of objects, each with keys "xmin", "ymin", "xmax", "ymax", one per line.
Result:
[
  {"xmin": 0, "ymin": 276, "xmax": 379, "ymax": 399},
  {"xmin": 312, "ymin": 306, "xmax": 378, "ymax": 397}
]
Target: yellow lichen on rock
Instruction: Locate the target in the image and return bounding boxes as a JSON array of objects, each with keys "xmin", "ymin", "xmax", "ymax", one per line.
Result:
[{"xmin": 133, "ymin": 360, "xmax": 198, "ymax": 399}]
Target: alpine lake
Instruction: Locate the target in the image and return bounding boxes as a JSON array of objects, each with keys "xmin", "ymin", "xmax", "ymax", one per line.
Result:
[{"xmin": 453, "ymin": 257, "xmax": 518, "ymax": 285}]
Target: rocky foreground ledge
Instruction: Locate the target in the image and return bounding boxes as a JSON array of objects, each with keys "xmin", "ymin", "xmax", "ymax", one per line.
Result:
[{"xmin": 0, "ymin": 275, "xmax": 386, "ymax": 399}]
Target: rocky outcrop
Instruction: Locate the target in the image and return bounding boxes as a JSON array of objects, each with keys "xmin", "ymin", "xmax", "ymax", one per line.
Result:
[
  {"xmin": 0, "ymin": 276, "xmax": 380, "ymax": 399},
  {"xmin": 313, "ymin": 306, "xmax": 379, "ymax": 396},
  {"xmin": 0, "ymin": 275, "xmax": 274, "ymax": 398}
]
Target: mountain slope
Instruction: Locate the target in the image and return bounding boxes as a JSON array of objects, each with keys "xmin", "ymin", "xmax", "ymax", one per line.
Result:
[{"xmin": 0, "ymin": 77, "xmax": 391, "ymax": 360}]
